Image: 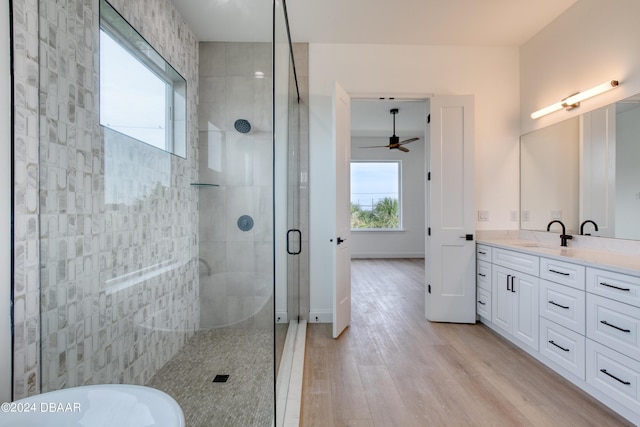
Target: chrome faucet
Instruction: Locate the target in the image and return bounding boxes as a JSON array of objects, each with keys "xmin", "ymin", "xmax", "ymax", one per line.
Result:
[
  {"xmin": 580, "ymin": 220, "xmax": 599, "ymax": 236},
  {"xmin": 547, "ymin": 220, "xmax": 573, "ymax": 247}
]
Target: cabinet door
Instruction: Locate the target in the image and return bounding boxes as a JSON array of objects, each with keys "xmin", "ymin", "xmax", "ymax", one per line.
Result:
[
  {"xmin": 587, "ymin": 293, "xmax": 640, "ymax": 362},
  {"xmin": 513, "ymin": 272, "xmax": 539, "ymax": 351},
  {"xmin": 477, "ymin": 287, "xmax": 491, "ymax": 319},
  {"xmin": 539, "ymin": 279, "xmax": 585, "ymax": 334},
  {"xmin": 492, "ymin": 265, "xmax": 513, "ymax": 333},
  {"xmin": 477, "ymin": 260, "xmax": 491, "ymax": 292}
]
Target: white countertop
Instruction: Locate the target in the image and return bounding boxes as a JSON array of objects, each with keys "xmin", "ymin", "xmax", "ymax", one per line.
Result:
[{"xmin": 477, "ymin": 238, "xmax": 640, "ymax": 277}]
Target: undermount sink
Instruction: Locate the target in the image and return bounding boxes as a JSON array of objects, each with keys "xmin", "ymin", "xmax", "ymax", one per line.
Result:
[
  {"xmin": 0, "ymin": 384, "xmax": 185, "ymax": 427},
  {"xmin": 512, "ymin": 242, "xmax": 559, "ymax": 249}
]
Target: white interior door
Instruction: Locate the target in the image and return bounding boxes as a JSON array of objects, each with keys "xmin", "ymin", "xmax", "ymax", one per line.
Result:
[
  {"xmin": 333, "ymin": 82, "xmax": 351, "ymax": 338},
  {"xmin": 425, "ymin": 95, "xmax": 476, "ymax": 323}
]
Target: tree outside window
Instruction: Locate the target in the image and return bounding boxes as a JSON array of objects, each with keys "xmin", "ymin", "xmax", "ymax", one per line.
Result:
[{"xmin": 350, "ymin": 161, "xmax": 401, "ymax": 229}]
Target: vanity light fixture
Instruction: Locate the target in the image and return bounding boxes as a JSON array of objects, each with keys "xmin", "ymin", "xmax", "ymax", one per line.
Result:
[{"xmin": 530, "ymin": 79, "xmax": 619, "ymax": 119}]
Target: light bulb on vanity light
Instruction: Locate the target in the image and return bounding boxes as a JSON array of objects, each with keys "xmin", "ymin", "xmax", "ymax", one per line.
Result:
[
  {"xmin": 530, "ymin": 79, "xmax": 620, "ymax": 119},
  {"xmin": 562, "ymin": 80, "xmax": 619, "ymax": 106},
  {"xmin": 530, "ymin": 102, "xmax": 564, "ymax": 119}
]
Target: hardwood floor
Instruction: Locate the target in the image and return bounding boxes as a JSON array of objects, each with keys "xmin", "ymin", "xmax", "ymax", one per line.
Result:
[{"xmin": 301, "ymin": 258, "xmax": 632, "ymax": 426}]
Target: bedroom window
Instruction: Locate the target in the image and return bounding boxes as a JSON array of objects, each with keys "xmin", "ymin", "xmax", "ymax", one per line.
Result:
[
  {"xmin": 99, "ymin": 0, "xmax": 186, "ymax": 157},
  {"xmin": 350, "ymin": 161, "xmax": 401, "ymax": 230}
]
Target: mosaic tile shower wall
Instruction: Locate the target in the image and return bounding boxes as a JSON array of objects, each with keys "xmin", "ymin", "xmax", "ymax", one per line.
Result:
[
  {"xmin": 12, "ymin": 0, "xmax": 200, "ymax": 398},
  {"xmin": 12, "ymin": 0, "xmax": 43, "ymax": 399},
  {"xmin": 198, "ymin": 42, "xmax": 274, "ymax": 329}
]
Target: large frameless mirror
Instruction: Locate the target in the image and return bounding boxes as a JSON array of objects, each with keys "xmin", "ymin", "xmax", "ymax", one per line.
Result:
[{"xmin": 521, "ymin": 93, "xmax": 640, "ymax": 240}]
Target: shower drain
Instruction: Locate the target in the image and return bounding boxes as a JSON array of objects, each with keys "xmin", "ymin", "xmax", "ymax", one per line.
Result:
[{"xmin": 212, "ymin": 374, "xmax": 230, "ymax": 383}]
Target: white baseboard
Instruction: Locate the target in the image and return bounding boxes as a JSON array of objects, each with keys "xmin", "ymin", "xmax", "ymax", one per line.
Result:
[
  {"xmin": 351, "ymin": 253, "xmax": 425, "ymax": 259},
  {"xmin": 308, "ymin": 310, "xmax": 332, "ymax": 323}
]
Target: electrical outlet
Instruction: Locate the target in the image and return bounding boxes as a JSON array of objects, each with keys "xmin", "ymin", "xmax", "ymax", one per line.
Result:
[
  {"xmin": 510, "ymin": 210, "xmax": 518, "ymax": 221},
  {"xmin": 478, "ymin": 210, "xmax": 489, "ymax": 221},
  {"xmin": 522, "ymin": 211, "xmax": 530, "ymax": 221}
]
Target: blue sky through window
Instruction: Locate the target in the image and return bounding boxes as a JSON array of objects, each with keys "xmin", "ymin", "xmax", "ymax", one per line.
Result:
[
  {"xmin": 100, "ymin": 29, "xmax": 167, "ymax": 149},
  {"xmin": 350, "ymin": 162, "xmax": 399, "ymax": 210}
]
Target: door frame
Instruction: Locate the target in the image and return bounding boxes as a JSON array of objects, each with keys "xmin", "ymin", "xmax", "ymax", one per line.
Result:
[
  {"xmin": 340, "ymin": 92, "xmax": 431, "ymax": 328},
  {"xmin": 1, "ymin": 0, "xmax": 13, "ymax": 402}
]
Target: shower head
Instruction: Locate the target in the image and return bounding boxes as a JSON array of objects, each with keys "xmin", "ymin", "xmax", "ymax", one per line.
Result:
[{"xmin": 234, "ymin": 119, "xmax": 252, "ymax": 134}]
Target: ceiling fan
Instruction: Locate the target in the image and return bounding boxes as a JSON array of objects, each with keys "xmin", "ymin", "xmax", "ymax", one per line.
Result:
[{"xmin": 360, "ymin": 108, "xmax": 420, "ymax": 153}]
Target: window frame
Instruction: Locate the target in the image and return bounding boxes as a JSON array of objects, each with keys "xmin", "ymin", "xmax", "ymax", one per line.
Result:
[
  {"xmin": 99, "ymin": 0, "xmax": 187, "ymax": 157},
  {"xmin": 350, "ymin": 160, "xmax": 403, "ymax": 231}
]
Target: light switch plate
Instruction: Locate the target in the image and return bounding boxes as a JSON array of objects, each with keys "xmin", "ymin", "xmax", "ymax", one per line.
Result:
[{"xmin": 478, "ymin": 210, "xmax": 489, "ymax": 221}]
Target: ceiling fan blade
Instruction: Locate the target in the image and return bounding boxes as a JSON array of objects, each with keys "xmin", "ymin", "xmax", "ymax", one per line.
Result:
[
  {"xmin": 399, "ymin": 137, "xmax": 419, "ymax": 145},
  {"xmin": 359, "ymin": 144, "xmax": 391, "ymax": 149},
  {"xmin": 398, "ymin": 146, "xmax": 410, "ymax": 152}
]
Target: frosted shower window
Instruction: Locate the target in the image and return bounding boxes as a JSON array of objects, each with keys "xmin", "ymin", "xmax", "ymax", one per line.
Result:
[{"xmin": 99, "ymin": 0, "xmax": 186, "ymax": 157}]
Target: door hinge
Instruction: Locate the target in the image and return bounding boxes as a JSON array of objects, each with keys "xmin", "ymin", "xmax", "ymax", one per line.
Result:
[
  {"xmin": 427, "ymin": 172, "xmax": 431, "ymax": 181},
  {"xmin": 427, "ymin": 227, "xmax": 431, "ymax": 236},
  {"xmin": 428, "ymin": 284, "xmax": 431, "ymax": 294},
  {"xmin": 427, "ymin": 114, "xmax": 431, "ymax": 124}
]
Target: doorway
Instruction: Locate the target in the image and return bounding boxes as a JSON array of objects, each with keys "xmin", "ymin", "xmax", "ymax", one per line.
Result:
[{"xmin": 349, "ymin": 99, "xmax": 428, "ymax": 260}]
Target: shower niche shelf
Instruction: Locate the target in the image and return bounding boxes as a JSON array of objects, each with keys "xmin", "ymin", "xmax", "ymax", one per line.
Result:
[{"xmin": 190, "ymin": 183, "xmax": 219, "ymax": 187}]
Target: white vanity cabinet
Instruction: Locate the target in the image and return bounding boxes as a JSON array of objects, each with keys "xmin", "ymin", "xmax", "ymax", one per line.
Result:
[
  {"xmin": 485, "ymin": 247, "xmax": 540, "ymax": 351},
  {"xmin": 492, "ymin": 265, "xmax": 539, "ymax": 351},
  {"xmin": 585, "ymin": 267, "xmax": 640, "ymax": 417},
  {"xmin": 539, "ymin": 278, "xmax": 585, "ymax": 334},
  {"xmin": 537, "ymin": 259, "xmax": 587, "ymax": 380},
  {"xmin": 476, "ymin": 245, "xmax": 492, "ymax": 319},
  {"xmin": 476, "ymin": 241, "xmax": 640, "ymax": 425}
]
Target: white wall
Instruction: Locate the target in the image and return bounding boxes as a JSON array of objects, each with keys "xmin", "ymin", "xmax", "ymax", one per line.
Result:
[
  {"xmin": 350, "ymin": 136, "xmax": 425, "ymax": 258},
  {"xmin": 1, "ymin": 0, "xmax": 12, "ymax": 402},
  {"xmin": 308, "ymin": 44, "xmax": 520, "ymax": 320},
  {"xmin": 520, "ymin": 0, "xmax": 640, "ymax": 134}
]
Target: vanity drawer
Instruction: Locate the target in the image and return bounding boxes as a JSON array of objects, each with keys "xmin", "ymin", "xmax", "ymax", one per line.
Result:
[
  {"xmin": 540, "ymin": 257, "xmax": 585, "ymax": 290},
  {"xmin": 476, "ymin": 244, "xmax": 492, "ymax": 262},
  {"xmin": 587, "ymin": 294, "xmax": 640, "ymax": 362},
  {"xmin": 477, "ymin": 260, "xmax": 491, "ymax": 292},
  {"xmin": 587, "ymin": 339, "xmax": 640, "ymax": 414},
  {"xmin": 540, "ymin": 317, "xmax": 585, "ymax": 380},
  {"xmin": 492, "ymin": 248, "xmax": 539, "ymax": 276},
  {"xmin": 539, "ymin": 279, "xmax": 585, "ymax": 334},
  {"xmin": 587, "ymin": 268, "xmax": 640, "ymax": 308},
  {"xmin": 477, "ymin": 287, "xmax": 491, "ymax": 319}
]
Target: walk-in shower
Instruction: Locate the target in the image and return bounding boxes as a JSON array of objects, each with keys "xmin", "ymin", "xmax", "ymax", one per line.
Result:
[{"xmin": 7, "ymin": 0, "xmax": 307, "ymax": 425}]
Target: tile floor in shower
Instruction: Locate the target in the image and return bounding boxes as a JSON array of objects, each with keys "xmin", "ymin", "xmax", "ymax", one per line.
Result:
[{"xmin": 147, "ymin": 328, "xmax": 275, "ymax": 426}]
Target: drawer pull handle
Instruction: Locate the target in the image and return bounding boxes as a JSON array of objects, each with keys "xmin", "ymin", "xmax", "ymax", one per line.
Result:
[
  {"xmin": 477, "ymin": 300, "xmax": 486, "ymax": 305},
  {"xmin": 478, "ymin": 273, "xmax": 486, "ymax": 277},
  {"xmin": 549, "ymin": 340, "xmax": 570, "ymax": 352},
  {"xmin": 549, "ymin": 269, "xmax": 570, "ymax": 276},
  {"xmin": 600, "ymin": 320, "xmax": 631, "ymax": 333},
  {"xmin": 600, "ymin": 369, "xmax": 631, "ymax": 385},
  {"xmin": 549, "ymin": 300, "xmax": 570, "ymax": 310},
  {"xmin": 600, "ymin": 282, "xmax": 631, "ymax": 292},
  {"xmin": 478, "ymin": 251, "xmax": 486, "ymax": 255}
]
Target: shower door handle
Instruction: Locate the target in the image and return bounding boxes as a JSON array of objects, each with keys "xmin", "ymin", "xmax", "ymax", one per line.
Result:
[{"xmin": 287, "ymin": 229, "xmax": 302, "ymax": 255}]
